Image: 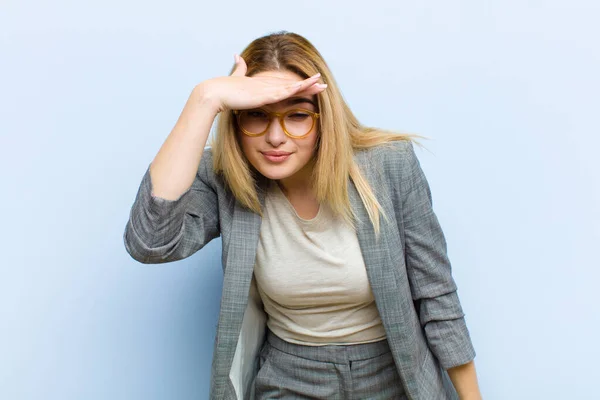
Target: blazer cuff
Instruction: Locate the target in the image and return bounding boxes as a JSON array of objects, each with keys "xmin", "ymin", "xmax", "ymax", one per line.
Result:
[
  {"xmin": 424, "ymin": 316, "xmax": 476, "ymax": 369},
  {"xmin": 131, "ymin": 164, "xmax": 193, "ymax": 248}
]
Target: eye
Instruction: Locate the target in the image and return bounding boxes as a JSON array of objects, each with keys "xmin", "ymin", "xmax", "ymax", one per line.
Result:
[
  {"xmin": 247, "ymin": 110, "xmax": 268, "ymax": 119},
  {"xmin": 287, "ymin": 112, "xmax": 310, "ymax": 121}
]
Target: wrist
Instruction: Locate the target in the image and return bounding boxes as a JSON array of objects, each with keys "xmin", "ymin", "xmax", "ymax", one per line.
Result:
[{"xmin": 192, "ymin": 80, "xmax": 222, "ymax": 114}]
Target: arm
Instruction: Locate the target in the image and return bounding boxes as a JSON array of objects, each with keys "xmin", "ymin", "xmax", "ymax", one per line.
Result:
[
  {"xmin": 447, "ymin": 360, "xmax": 482, "ymax": 400},
  {"xmin": 399, "ymin": 141, "xmax": 478, "ymax": 377},
  {"xmin": 123, "ymin": 147, "xmax": 221, "ymax": 264},
  {"xmin": 123, "ymin": 55, "xmax": 327, "ymax": 263},
  {"xmin": 149, "ymin": 85, "xmax": 219, "ymax": 201},
  {"xmin": 123, "ymin": 85, "xmax": 221, "ymax": 264}
]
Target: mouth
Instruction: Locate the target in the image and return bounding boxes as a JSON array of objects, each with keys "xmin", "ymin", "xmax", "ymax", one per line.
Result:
[{"xmin": 261, "ymin": 151, "xmax": 292, "ymax": 163}]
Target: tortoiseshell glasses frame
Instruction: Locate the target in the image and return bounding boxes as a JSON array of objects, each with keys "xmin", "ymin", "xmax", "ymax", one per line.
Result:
[{"xmin": 233, "ymin": 108, "xmax": 320, "ymax": 139}]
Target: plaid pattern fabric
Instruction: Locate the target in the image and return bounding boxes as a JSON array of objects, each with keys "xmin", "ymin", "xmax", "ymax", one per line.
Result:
[
  {"xmin": 254, "ymin": 329, "xmax": 407, "ymax": 399},
  {"xmin": 123, "ymin": 140, "xmax": 476, "ymax": 399}
]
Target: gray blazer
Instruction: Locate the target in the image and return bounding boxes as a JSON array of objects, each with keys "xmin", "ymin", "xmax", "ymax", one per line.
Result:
[{"xmin": 123, "ymin": 140, "xmax": 476, "ymax": 400}]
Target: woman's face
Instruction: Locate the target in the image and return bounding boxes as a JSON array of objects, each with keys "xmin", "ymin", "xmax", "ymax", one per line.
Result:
[{"xmin": 237, "ymin": 70, "xmax": 319, "ymax": 184}]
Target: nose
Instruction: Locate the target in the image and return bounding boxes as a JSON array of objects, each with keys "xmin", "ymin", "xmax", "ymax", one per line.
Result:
[{"xmin": 264, "ymin": 117, "xmax": 287, "ymax": 147}]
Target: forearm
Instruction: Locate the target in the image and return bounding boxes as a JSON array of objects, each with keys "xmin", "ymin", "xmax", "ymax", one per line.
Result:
[
  {"xmin": 447, "ymin": 360, "xmax": 482, "ymax": 400},
  {"xmin": 150, "ymin": 84, "xmax": 218, "ymax": 200}
]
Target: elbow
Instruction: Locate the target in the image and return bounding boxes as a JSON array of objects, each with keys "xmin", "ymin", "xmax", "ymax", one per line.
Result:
[
  {"xmin": 418, "ymin": 290, "xmax": 466, "ymax": 326},
  {"xmin": 122, "ymin": 222, "xmax": 182, "ymax": 264}
]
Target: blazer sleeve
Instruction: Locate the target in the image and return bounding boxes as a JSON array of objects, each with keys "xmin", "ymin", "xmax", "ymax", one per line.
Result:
[
  {"xmin": 399, "ymin": 141, "xmax": 476, "ymax": 369},
  {"xmin": 123, "ymin": 150, "xmax": 220, "ymax": 264}
]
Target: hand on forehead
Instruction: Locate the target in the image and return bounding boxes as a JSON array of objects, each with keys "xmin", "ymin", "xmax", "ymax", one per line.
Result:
[{"xmin": 251, "ymin": 70, "xmax": 320, "ymax": 110}]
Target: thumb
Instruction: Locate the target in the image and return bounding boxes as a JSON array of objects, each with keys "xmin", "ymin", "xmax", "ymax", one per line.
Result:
[{"xmin": 231, "ymin": 54, "xmax": 247, "ymax": 76}]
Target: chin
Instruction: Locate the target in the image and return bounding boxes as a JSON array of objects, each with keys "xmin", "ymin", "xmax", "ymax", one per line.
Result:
[{"xmin": 255, "ymin": 164, "xmax": 297, "ymax": 181}]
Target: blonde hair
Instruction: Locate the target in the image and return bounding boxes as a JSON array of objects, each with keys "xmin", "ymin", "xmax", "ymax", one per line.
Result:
[{"xmin": 211, "ymin": 31, "xmax": 426, "ymax": 235}]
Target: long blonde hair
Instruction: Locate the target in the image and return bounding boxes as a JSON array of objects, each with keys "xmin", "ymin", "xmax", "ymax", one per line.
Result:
[{"xmin": 211, "ymin": 31, "xmax": 426, "ymax": 235}]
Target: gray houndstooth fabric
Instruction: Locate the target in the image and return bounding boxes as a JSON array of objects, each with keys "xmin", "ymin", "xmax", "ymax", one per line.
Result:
[
  {"xmin": 255, "ymin": 329, "xmax": 407, "ymax": 399},
  {"xmin": 124, "ymin": 139, "xmax": 476, "ymax": 399}
]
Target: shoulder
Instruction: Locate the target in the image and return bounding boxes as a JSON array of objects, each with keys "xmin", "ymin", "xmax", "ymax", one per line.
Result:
[
  {"xmin": 196, "ymin": 146, "xmax": 222, "ymax": 189},
  {"xmin": 198, "ymin": 146, "xmax": 215, "ymax": 177},
  {"xmin": 200, "ymin": 146, "xmax": 214, "ymax": 167},
  {"xmin": 380, "ymin": 139, "xmax": 417, "ymax": 164},
  {"xmin": 356, "ymin": 139, "xmax": 418, "ymax": 178}
]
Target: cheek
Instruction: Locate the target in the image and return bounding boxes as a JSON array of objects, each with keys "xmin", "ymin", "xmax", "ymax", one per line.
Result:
[
  {"xmin": 297, "ymin": 132, "xmax": 318, "ymax": 160},
  {"xmin": 238, "ymin": 135, "xmax": 260, "ymax": 162}
]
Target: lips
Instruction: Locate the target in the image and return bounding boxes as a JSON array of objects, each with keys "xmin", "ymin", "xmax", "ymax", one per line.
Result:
[
  {"xmin": 261, "ymin": 151, "xmax": 292, "ymax": 163},
  {"xmin": 262, "ymin": 151, "xmax": 292, "ymax": 156}
]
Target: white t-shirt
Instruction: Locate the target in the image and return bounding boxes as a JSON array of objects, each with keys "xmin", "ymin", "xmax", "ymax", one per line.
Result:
[{"xmin": 253, "ymin": 181, "xmax": 387, "ymax": 346}]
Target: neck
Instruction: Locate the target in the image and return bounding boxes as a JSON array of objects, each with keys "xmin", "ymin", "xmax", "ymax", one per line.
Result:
[{"xmin": 277, "ymin": 159, "xmax": 316, "ymax": 196}]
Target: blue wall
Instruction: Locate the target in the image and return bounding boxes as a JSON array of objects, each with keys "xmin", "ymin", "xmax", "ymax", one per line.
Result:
[{"xmin": 2, "ymin": 1, "xmax": 599, "ymax": 399}]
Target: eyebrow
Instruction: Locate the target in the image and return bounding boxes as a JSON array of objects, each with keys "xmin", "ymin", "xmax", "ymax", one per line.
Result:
[{"xmin": 283, "ymin": 97, "xmax": 317, "ymax": 108}]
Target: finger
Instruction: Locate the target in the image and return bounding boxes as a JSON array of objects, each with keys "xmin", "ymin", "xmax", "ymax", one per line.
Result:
[
  {"xmin": 288, "ymin": 73, "xmax": 321, "ymax": 90},
  {"xmin": 262, "ymin": 74, "xmax": 325, "ymax": 104},
  {"xmin": 296, "ymin": 82, "xmax": 328, "ymax": 97},
  {"xmin": 231, "ymin": 54, "xmax": 247, "ymax": 77}
]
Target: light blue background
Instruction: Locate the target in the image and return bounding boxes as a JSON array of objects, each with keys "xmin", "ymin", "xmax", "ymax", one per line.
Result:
[{"xmin": 2, "ymin": 1, "xmax": 599, "ymax": 399}]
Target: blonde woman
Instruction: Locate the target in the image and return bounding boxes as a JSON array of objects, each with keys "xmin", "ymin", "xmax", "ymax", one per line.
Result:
[{"xmin": 124, "ymin": 31, "xmax": 482, "ymax": 400}]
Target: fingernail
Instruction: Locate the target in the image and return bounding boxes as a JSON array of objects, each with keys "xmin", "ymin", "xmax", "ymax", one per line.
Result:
[
  {"xmin": 234, "ymin": 54, "xmax": 239, "ymax": 63},
  {"xmin": 312, "ymin": 72, "xmax": 321, "ymax": 78}
]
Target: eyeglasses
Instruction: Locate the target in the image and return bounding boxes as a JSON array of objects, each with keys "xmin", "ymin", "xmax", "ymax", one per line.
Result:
[{"xmin": 233, "ymin": 108, "xmax": 320, "ymax": 139}]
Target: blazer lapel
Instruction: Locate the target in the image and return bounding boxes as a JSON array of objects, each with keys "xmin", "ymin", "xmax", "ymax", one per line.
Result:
[
  {"xmin": 349, "ymin": 153, "xmax": 423, "ymax": 399},
  {"xmin": 347, "ymin": 176, "xmax": 399, "ymax": 316},
  {"xmin": 212, "ymin": 186, "xmax": 266, "ymax": 399}
]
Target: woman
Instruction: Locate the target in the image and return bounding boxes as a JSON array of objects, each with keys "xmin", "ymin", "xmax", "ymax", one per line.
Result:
[{"xmin": 124, "ymin": 31, "xmax": 481, "ymax": 400}]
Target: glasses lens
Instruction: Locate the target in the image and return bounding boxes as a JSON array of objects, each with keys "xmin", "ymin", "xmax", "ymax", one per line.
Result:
[
  {"xmin": 239, "ymin": 110, "xmax": 269, "ymax": 134},
  {"xmin": 283, "ymin": 110, "xmax": 314, "ymax": 137},
  {"xmin": 238, "ymin": 109, "xmax": 315, "ymax": 137}
]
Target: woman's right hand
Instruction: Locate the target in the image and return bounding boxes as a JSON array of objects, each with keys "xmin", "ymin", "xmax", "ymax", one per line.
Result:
[{"xmin": 194, "ymin": 54, "xmax": 327, "ymax": 114}]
